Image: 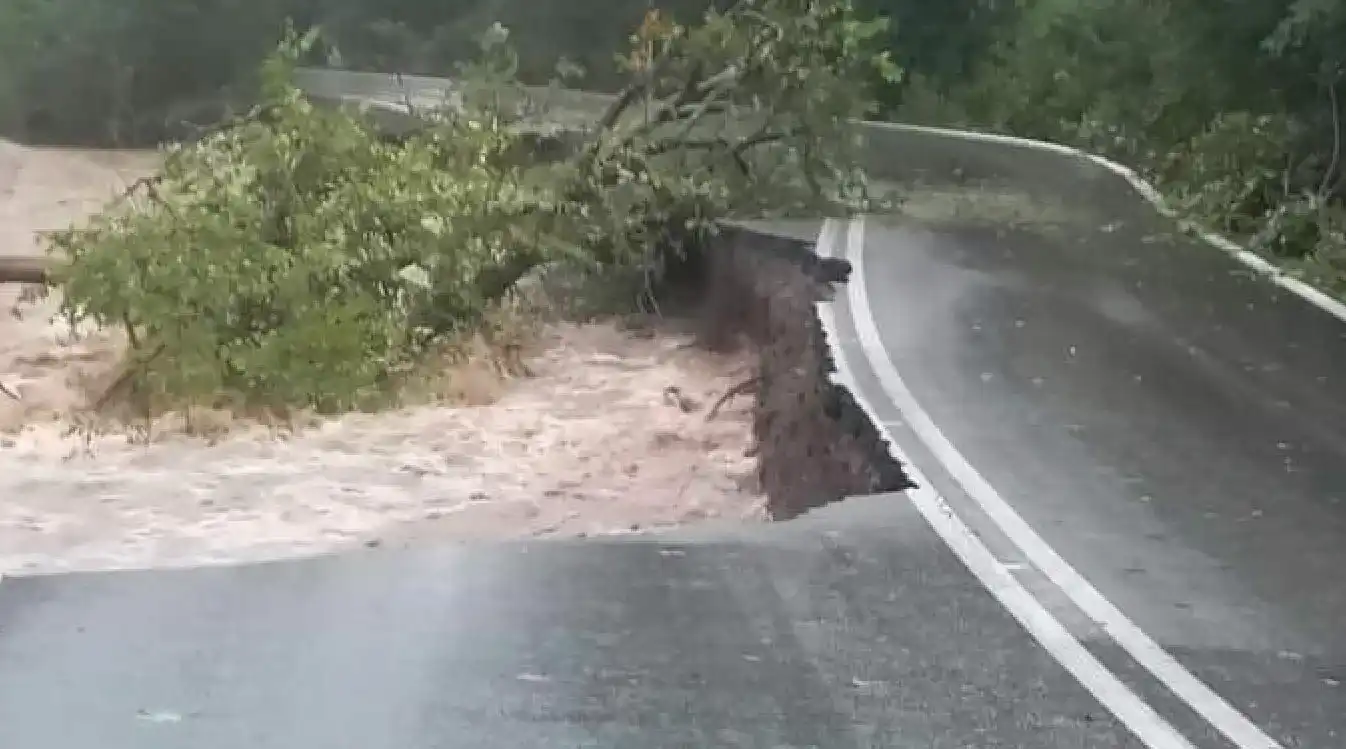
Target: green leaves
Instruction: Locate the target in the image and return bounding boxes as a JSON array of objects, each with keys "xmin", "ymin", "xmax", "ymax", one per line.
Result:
[
  {"xmin": 50, "ymin": 31, "xmax": 546, "ymax": 414},
  {"xmin": 576, "ymin": 0, "xmax": 891, "ymax": 244},
  {"xmin": 898, "ymin": 0, "xmax": 1346, "ymax": 295},
  {"xmin": 47, "ymin": 2, "xmax": 886, "ymax": 416}
]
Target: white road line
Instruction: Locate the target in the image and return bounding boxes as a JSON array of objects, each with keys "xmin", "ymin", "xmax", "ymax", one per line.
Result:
[
  {"xmin": 870, "ymin": 121, "xmax": 1346, "ymax": 324},
  {"xmin": 815, "ymin": 232, "xmax": 1195, "ymax": 749},
  {"xmin": 831, "ymin": 215, "xmax": 1283, "ymax": 749}
]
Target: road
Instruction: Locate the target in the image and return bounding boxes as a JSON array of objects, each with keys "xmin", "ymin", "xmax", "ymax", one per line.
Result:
[
  {"xmin": 3, "ymin": 77, "xmax": 1346, "ymax": 746},
  {"xmin": 4, "ymin": 202, "xmax": 1341, "ymax": 748},
  {"xmin": 821, "ymin": 174, "xmax": 1346, "ymax": 746},
  {"xmin": 0, "ymin": 500, "xmax": 1144, "ymax": 749}
]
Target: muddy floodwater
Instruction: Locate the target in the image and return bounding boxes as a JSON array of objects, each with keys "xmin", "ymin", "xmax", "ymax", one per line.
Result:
[{"xmin": 0, "ymin": 140, "xmax": 763, "ymax": 576}]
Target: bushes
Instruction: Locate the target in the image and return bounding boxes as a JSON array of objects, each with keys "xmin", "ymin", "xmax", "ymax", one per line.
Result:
[
  {"xmin": 49, "ymin": 31, "xmax": 536, "ymax": 412},
  {"xmin": 889, "ymin": 0, "xmax": 1346, "ymax": 295},
  {"xmin": 42, "ymin": 1, "xmax": 896, "ymax": 416}
]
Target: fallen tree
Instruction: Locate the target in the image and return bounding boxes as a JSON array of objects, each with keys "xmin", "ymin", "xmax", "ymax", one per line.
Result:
[{"xmin": 30, "ymin": 1, "xmax": 897, "ymax": 416}]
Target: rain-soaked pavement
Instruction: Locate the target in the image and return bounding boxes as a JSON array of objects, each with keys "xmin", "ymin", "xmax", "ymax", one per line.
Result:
[
  {"xmin": 823, "ymin": 169, "xmax": 1346, "ymax": 746},
  {"xmin": 0, "ymin": 499, "xmax": 1146, "ymax": 749},
  {"xmin": 5, "ymin": 190, "xmax": 1344, "ymax": 747},
  {"xmin": 3, "ymin": 75, "xmax": 1346, "ymax": 746}
]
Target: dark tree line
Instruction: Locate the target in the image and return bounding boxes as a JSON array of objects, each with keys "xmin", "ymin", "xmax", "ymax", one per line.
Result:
[
  {"xmin": 5, "ymin": 0, "xmax": 1345, "ymax": 290},
  {"xmin": 0, "ymin": 0, "xmax": 717, "ymax": 146},
  {"xmin": 893, "ymin": 0, "xmax": 1346, "ymax": 290}
]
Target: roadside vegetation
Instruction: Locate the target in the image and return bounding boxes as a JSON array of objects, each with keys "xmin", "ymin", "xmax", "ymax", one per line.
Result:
[
  {"xmin": 878, "ymin": 0, "xmax": 1346, "ymax": 297},
  {"xmin": 11, "ymin": 0, "xmax": 1341, "ymax": 423},
  {"xmin": 1, "ymin": 0, "xmax": 894, "ymax": 419}
]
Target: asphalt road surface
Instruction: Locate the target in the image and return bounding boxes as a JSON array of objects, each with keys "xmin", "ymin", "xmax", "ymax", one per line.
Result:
[
  {"xmin": 4, "ymin": 201, "xmax": 1341, "ymax": 748},
  {"xmin": 4, "ymin": 82, "xmax": 1346, "ymax": 743},
  {"xmin": 821, "ymin": 178, "xmax": 1346, "ymax": 747},
  {"xmin": 0, "ymin": 499, "xmax": 1145, "ymax": 749}
]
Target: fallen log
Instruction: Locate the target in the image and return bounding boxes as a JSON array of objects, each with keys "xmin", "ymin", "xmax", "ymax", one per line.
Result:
[{"xmin": 0, "ymin": 255, "xmax": 53, "ymax": 284}]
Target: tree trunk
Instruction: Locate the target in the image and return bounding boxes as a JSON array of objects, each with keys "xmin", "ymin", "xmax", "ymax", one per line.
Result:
[{"xmin": 0, "ymin": 255, "xmax": 52, "ymax": 284}]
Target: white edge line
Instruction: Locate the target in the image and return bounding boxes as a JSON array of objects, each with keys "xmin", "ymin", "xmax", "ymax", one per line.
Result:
[
  {"xmin": 813, "ymin": 220, "xmax": 1196, "ymax": 749},
  {"xmin": 836, "ymin": 215, "xmax": 1282, "ymax": 749},
  {"xmin": 864, "ymin": 121, "xmax": 1346, "ymax": 324}
]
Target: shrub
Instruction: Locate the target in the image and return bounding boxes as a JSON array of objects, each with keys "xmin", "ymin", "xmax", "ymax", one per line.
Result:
[{"xmin": 44, "ymin": 1, "xmax": 897, "ymax": 416}]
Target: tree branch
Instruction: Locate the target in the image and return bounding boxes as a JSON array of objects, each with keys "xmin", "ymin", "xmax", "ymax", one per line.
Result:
[
  {"xmin": 1319, "ymin": 76, "xmax": 1341, "ymax": 200},
  {"xmin": 644, "ymin": 127, "xmax": 796, "ymax": 161},
  {"xmin": 0, "ymin": 255, "xmax": 50, "ymax": 285}
]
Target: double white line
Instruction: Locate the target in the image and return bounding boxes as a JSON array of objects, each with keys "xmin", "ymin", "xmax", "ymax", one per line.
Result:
[{"xmin": 817, "ymin": 215, "xmax": 1282, "ymax": 749}]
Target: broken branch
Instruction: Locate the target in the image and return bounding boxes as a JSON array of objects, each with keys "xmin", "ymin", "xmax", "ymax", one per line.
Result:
[
  {"xmin": 0, "ymin": 255, "xmax": 52, "ymax": 285},
  {"xmin": 707, "ymin": 375, "xmax": 761, "ymax": 420}
]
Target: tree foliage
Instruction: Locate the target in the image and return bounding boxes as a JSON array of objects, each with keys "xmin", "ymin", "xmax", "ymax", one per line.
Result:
[
  {"xmin": 0, "ymin": 0, "xmax": 307, "ymax": 144},
  {"xmin": 0, "ymin": 0, "xmax": 737, "ymax": 146},
  {"xmin": 43, "ymin": 1, "xmax": 895, "ymax": 414},
  {"xmin": 885, "ymin": 0, "xmax": 1346, "ymax": 293}
]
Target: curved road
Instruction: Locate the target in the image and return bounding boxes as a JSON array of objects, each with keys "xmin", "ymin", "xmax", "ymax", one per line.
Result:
[
  {"xmin": 5, "ymin": 202, "xmax": 1342, "ymax": 748},
  {"xmin": 2, "ymin": 78, "xmax": 1344, "ymax": 745},
  {"xmin": 822, "ymin": 178, "xmax": 1346, "ymax": 746}
]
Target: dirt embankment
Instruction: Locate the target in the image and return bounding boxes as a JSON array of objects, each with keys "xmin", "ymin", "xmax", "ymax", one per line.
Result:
[{"xmin": 689, "ymin": 225, "xmax": 915, "ymax": 519}]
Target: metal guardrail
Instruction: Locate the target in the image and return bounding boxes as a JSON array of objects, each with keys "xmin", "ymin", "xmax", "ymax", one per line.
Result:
[
  {"xmin": 294, "ymin": 67, "xmax": 613, "ymax": 115},
  {"xmin": 294, "ymin": 67, "xmax": 609, "ymax": 134},
  {"xmin": 7, "ymin": 68, "xmax": 1325, "ymax": 319},
  {"xmin": 294, "ymin": 67, "xmax": 1133, "ymax": 210},
  {"xmin": 0, "ymin": 67, "xmax": 1145, "ymax": 288}
]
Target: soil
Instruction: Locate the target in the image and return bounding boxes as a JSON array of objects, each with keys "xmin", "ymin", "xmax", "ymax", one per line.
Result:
[
  {"xmin": 0, "ymin": 139, "xmax": 764, "ymax": 576},
  {"xmin": 695, "ymin": 225, "xmax": 915, "ymax": 520}
]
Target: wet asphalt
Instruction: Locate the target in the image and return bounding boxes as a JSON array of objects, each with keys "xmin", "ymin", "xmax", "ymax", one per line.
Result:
[
  {"xmin": 3, "ymin": 71, "xmax": 1345, "ymax": 744},
  {"xmin": 0, "ymin": 500, "xmax": 1142, "ymax": 749},
  {"xmin": 830, "ymin": 179, "xmax": 1346, "ymax": 746},
  {"xmin": 5, "ymin": 197, "xmax": 1342, "ymax": 746}
]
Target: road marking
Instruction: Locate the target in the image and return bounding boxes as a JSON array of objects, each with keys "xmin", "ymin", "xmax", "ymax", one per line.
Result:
[
  {"xmin": 827, "ymin": 215, "xmax": 1282, "ymax": 749},
  {"xmin": 868, "ymin": 121, "xmax": 1346, "ymax": 324},
  {"xmin": 814, "ymin": 232, "xmax": 1194, "ymax": 748}
]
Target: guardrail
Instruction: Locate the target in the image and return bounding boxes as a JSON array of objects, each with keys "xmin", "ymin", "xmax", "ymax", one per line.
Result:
[
  {"xmin": 293, "ymin": 67, "xmax": 1131, "ymax": 206},
  {"xmin": 17, "ymin": 65, "xmax": 1326, "ymax": 319},
  {"xmin": 0, "ymin": 67, "xmax": 1154, "ymax": 285},
  {"xmin": 293, "ymin": 68, "xmax": 1346, "ymax": 321},
  {"xmin": 294, "ymin": 67, "xmax": 609, "ymax": 135}
]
